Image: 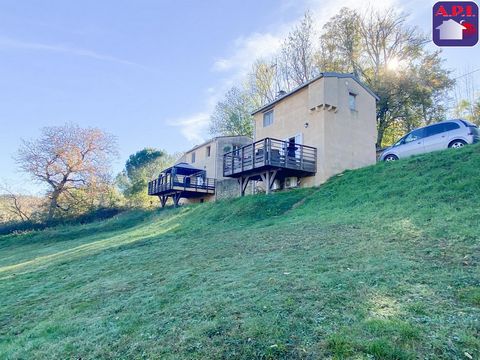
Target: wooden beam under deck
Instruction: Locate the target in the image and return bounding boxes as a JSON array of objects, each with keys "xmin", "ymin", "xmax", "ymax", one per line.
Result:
[{"xmin": 239, "ymin": 169, "xmax": 278, "ymax": 196}]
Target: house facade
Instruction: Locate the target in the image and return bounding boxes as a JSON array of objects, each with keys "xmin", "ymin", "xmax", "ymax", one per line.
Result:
[
  {"xmin": 223, "ymin": 73, "xmax": 378, "ymax": 194},
  {"xmin": 148, "ymin": 135, "xmax": 251, "ymax": 206}
]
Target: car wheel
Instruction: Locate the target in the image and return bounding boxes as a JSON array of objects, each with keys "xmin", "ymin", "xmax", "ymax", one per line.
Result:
[
  {"xmin": 384, "ymin": 154, "xmax": 399, "ymax": 162},
  {"xmin": 448, "ymin": 140, "xmax": 467, "ymax": 149}
]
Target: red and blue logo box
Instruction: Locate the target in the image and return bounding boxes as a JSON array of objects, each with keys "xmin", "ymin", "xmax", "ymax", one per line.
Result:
[{"xmin": 433, "ymin": 1, "xmax": 478, "ymax": 46}]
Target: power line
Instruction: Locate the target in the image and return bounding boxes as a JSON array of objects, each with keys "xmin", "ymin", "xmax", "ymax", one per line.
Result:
[{"xmin": 453, "ymin": 68, "xmax": 480, "ymax": 80}]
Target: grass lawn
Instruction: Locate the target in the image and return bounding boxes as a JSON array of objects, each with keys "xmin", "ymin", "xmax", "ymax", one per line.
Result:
[{"xmin": 1, "ymin": 145, "xmax": 479, "ymax": 359}]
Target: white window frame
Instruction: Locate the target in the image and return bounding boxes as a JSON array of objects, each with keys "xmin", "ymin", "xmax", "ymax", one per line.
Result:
[{"xmin": 263, "ymin": 110, "xmax": 274, "ymax": 127}]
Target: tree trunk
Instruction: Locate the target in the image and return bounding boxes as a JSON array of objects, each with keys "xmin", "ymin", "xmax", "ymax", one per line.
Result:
[
  {"xmin": 376, "ymin": 122, "xmax": 386, "ymax": 149},
  {"xmin": 47, "ymin": 189, "xmax": 61, "ymax": 222}
]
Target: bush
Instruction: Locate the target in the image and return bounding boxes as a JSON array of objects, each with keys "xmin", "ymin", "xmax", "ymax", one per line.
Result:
[{"xmin": 0, "ymin": 207, "xmax": 126, "ymax": 235}]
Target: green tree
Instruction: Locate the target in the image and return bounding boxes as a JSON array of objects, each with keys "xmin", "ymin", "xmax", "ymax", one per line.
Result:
[
  {"xmin": 118, "ymin": 148, "xmax": 176, "ymax": 207},
  {"xmin": 454, "ymin": 98, "xmax": 480, "ymax": 124},
  {"xmin": 209, "ymin": 86, "xmax": 254, "ymax": 138},
  {"xmin": 318, "ymin": 8, "xmax": 453, "ymax": 146}
]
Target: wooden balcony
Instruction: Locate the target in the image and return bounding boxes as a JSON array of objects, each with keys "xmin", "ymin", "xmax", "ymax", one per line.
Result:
[
  {"xmin": 148, "ymin": 174, "xmax": 215, "ymax": 197},
  {"xmin": 148, "ymin": 162, "xmax": 215, "ymax": 207},
  {"xmin": 223, "ymin": 138, "xmax": 317, "ymax": 178}
]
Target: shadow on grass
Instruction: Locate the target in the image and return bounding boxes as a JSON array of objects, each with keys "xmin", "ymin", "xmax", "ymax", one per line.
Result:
[
  {"xmin": 0, "ymin": 209, "xmax": 186, "ymax": 278},
  {"xmin": 1, "ymin": 211, "xmax": 151, "ymax": 246}
]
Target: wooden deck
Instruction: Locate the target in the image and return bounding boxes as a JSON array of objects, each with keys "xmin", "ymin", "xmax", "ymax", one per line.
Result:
[
  {"xmin": 148, "ymin": 174, "xmax": 215, "ymax": 198},
  {"xmin": 223, "ymin": 138, "xmax": 317, "ymax": 179}
]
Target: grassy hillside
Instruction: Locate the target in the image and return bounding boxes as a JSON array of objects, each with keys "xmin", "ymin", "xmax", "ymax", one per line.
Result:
[{"xmin": 1, "ymin": 145, "xmax": 479, "ymax": 359}]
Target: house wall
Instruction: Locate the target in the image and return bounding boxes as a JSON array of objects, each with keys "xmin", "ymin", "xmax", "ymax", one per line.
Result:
[
  {"xmin": 322, "ymin": 78, "xmax": 377, "ymax": 181},
  {"xmin": 179, "ymin": 136, "xmax": 252, "ymax": 180},
  {"xmin": 177, "ymin": 136, "xmax": 252, "ymax": 204},
  {"xmin": 253, "ymin": 76, "xmax": 377, "ymax": 187},
  {"xmin": 179, "ymin": 194, "xmax": 215, "ymax": 205},
  {"xmin": 213, "ymin": 137, "xmax": 252, "ymax": 179}
]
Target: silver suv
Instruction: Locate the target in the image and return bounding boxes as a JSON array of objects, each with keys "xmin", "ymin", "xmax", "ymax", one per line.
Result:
[{"xmin": 380, "ymin": 119, "xmax": 479, "ymax": 162}]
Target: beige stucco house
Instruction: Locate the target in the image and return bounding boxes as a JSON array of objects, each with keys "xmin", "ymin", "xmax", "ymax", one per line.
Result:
[
  {"xmin": 148, "ymin": 135, "xmax": 251, "ymax": 206},
  {"xmin": 223, "ymin": 72, "xmax": 378, "ymax": 194}
]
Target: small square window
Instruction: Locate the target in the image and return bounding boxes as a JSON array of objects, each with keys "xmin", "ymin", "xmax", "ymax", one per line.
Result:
[
  {"xmin": 191, "ymin": 152, "xmax": 196, "ymax": 163},
  {"xmin": 263, "ymin": 110, "xmax": 274, "ymax": 127},
  {"xmin": 349, "ymin": 92, "xmax": 357, "ymax": 111},
  {"xmin": 206, "ymin": 146, "xmax": 211, "ymax": 157}
]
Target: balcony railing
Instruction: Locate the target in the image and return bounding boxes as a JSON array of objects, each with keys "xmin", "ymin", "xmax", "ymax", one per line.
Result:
[
  {"xmin": 223, "ymin": 137, "xmax": 317, "ymax": 177},
  {"xmin": 148, "ymin": 173, "xmax": 215, "ymax": 196}
]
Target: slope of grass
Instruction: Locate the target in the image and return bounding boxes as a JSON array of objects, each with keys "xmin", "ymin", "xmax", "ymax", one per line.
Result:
[{"xmin": 1, "ymin": 145, "xmax": 479, "ymax": 359}]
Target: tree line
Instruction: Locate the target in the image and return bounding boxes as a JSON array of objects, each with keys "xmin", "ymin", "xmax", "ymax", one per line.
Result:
[
  {"xmin": 2, "ymin": 7, "xmax": 479, "ymax": 227},
  {"xmin": 209, "ymin": 7, "xmax": 477, "ymax": 147},
  {"xmin": 0, "ymin": 123, "xmax": 178, "ymax": 226}
]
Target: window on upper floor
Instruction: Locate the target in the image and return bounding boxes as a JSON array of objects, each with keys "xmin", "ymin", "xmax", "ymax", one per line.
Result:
[
  {"xmin": 206, "ymin": 146, "xmax": 211, "ymax": 157},
  {"xmin": 349, "ymin": 92, "xmax": 357, "ymax": 111},
  {"xmin": 191, "ymin": 152, "xmax": 196, "ymax": 163},
  {"xmin": 263, "ymin": 110, "xmax": 274, "ymax": 127}
]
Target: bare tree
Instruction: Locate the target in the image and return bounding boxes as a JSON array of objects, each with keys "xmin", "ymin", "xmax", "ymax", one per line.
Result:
[
  {"xmin": 453, "ymin": 68, "xmax": 480, "ymax": 124},
  {"xmin": 358, "ymin": 8, "xmax": 426, "ymax": 81},
  {"xmin": 0, "ymin": 185, "xmax": 31, "ymax": 221},
  {"xmin": 248, "ymin": 59, "xmax": 278, "ymax": 106},
  {"xmin": 16, "ymin": 124, "xmax": 118, "ymax": 221},
  {"xmin": 316, "ymin": 8, "xmax": 362, "ymax": 74},
  {"xmin": 280, "ymin": 11, "xmax": 317, "ymax": 87},
  {"xmin": 0, "ymin": 182, "xmax": 45, "ymax": 222},
  {"xmin": 319, "ymin": 7, "xmax": 452, "ymax": 146}
]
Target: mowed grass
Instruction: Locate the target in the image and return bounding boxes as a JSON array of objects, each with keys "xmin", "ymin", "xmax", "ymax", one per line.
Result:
[{"xmin": 1, "ymin": 145, "xmax": 479, "ymax": 359}]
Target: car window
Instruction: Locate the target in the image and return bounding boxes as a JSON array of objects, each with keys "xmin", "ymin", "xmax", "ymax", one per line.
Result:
[
  {"xmin": 404, "ymin": 128, "xmax": 424, "ymax": 143},
  {"xmin": 443, "ymin": 122, "xmax": 460, "ymax": 131},
  {"xmin": 425, "ymin": 124, "xmax": 444, "ymax": 137}
]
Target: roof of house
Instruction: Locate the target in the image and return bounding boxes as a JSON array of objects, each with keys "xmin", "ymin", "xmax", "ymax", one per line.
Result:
[
  {"xmin": 184, "ymin": 135, "xmax": 252, "ymax": 154},
  {"xmin": 161, "ymin": 162, "xmax": 204, "ymax": 175},
  {"xmin": 251, "ymin": 72, "xmax": 380, "ymax": 116}
]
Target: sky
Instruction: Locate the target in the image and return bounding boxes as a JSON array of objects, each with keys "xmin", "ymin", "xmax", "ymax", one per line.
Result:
[{"xmin": 0, "ymin": 0, "xmax": 479, "ymax": 194}]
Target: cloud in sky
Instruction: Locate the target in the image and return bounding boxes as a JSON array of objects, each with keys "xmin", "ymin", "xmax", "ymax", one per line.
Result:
[
  {"xmin": 173, "ymin": 0, "xmax": 400, "ymax": 146},
  {"xmin": 168, "ymin": 112, "xmax": 211, "ymax": 144},
  {"xmin": 213, "ymin": 0, "xmax": 399, "ymax": 79},
  {"xmin": 212, "ymin": 32, "xmax": 283, "ymax": 73},
  {"xmin": 0, "ymin": 35, "xmax": 147, "ymax": 68}
]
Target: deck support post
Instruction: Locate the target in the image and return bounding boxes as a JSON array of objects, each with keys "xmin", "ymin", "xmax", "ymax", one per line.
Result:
[
  {"xmin": 173, "ymin": 192, "xmax": 182, "ymax": 207},
  {"xmin": 258, "ymin": 170, "xmax": 278, "ymax": 195},
  {"xmin": 159, "ymin": 195, "xmax": 167, "ymax": 208},
  {"xmin": 265, "ymin": 171, "xmax": 271, "ymax": 195},
  {"xmin": 269, "ymin": 170, "xmax": 278, "ymax": 190},
  {"xmin": 238, "ymin": 175, "xmax": 251, "ymax": 197}
]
